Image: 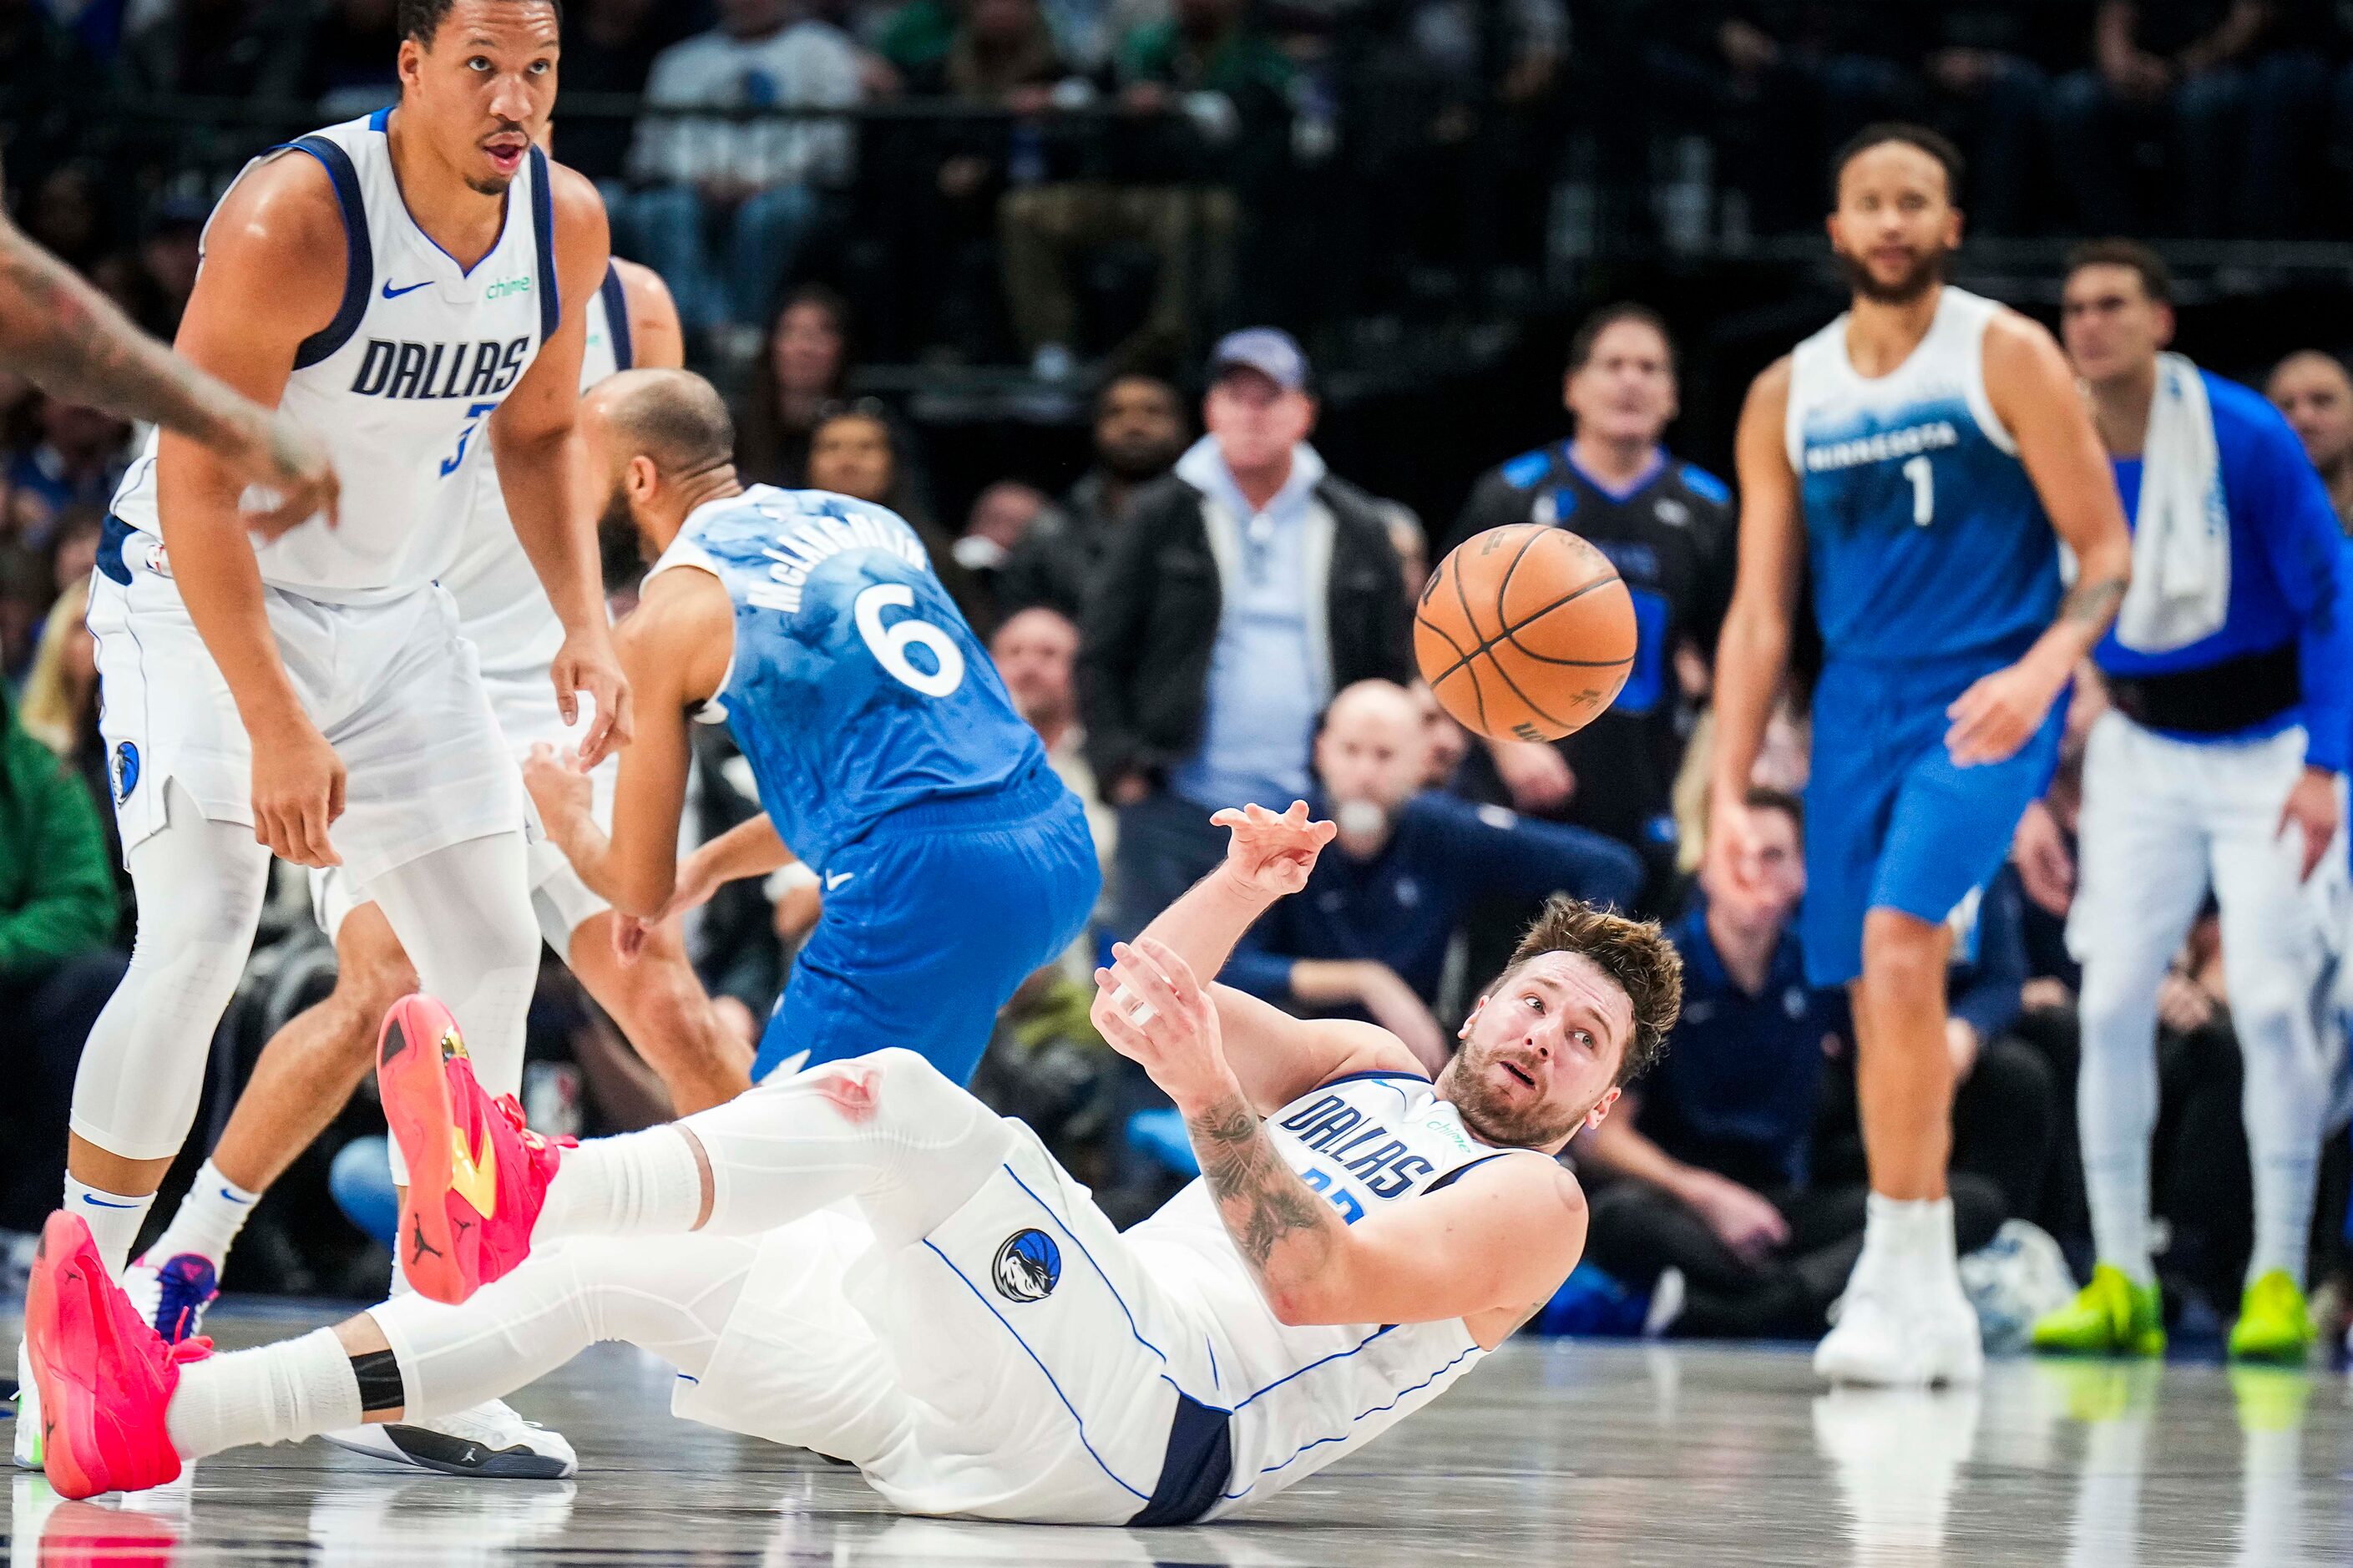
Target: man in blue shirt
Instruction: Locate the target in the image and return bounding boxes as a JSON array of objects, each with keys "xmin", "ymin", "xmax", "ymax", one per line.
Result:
[
  {"xmin": 2035, "ymin": 240, "xmax": 2353, "ymax": 1363},
  {"xmin": 1222, "ymin": 680, "xmax": 1641, "ymax": 1068}
]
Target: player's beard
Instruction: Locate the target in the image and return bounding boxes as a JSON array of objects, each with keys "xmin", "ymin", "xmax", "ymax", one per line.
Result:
[
  {"xmin": 1437, "ymin": 1038, "xmax": 1586, "ymax": 1151},
  {"xmin": 1836, "ymin": 239, "xmax": 1950, "ymax": 306},
  {"xmin": 595, "ymin": 484, "xmax": 644, "ymax": 576}
]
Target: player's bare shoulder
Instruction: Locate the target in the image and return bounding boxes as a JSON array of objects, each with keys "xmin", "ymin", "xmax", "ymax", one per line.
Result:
[
  {"xmin": 186, "ymin": 151, "xmax": 346, "ymax": 335},
  {"xmin": 613, "ymin": 258, "xmax": 684, "ymax": 370},
  {"xmin": 1979, "ymin": 301, "xmax": 2072, "ymax": 389}
]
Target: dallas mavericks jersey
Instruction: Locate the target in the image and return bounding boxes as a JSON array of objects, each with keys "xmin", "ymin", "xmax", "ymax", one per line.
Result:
[
  {"xmin": 1124, "ymin": 1070, "xmax": 1551, "ymax": 1516},
  {"xmin": 438, "ymin": 264, "xmax": 633, "ymax": 680},
  {"xmin": 1784, "ymin": 286, "xmax": 2060, "ymax": 664},
  {"xmin": 645, "ymin": 484, "xmax": 1046, "ymax": 869},
  {"xmin": 109, "ymin": 107, "xmax": 559, "ymax": 604}
]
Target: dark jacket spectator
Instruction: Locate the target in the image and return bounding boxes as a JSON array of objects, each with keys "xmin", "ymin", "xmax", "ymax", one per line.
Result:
[
  {"xmin": 999, "ymin": 374, "xmax": 1187, "ymax": 618},
  {"xmin": 1080, "ymin": 460, "xmax": 1409, "ymax": 791},
  {"xmin": 1081, "ymin": 331, "xmax": 1411, "ymax": 939}
]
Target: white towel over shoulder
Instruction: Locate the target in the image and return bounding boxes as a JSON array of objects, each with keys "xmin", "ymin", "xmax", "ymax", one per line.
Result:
[{"xmin": 2113, "ymin": 352, "xmax": 2229, "ymax": 653}]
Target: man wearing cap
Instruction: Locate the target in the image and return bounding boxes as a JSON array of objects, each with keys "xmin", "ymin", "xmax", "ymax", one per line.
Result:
[{"xmin": 1080, "ymin": 329, "xmax": 1413, "ymax": 942}]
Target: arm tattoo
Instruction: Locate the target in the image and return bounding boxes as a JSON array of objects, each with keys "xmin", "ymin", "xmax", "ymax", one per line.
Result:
[
  {"xmin": 0, "ymin": 216, "xmax": 261, "ymax": 462},
  {"xmin": 1187, "ymin": 1092, "xmax": 1335, "ymax": 1273},
  {"xmin": 2061, "ymin": 573, "xmax": 2128, "ymax": 630}
]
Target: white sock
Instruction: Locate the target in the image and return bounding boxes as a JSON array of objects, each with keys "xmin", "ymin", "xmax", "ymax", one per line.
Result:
[
  {"xmin": 63, "ymin": 1178, "xmax": 154, "ymax": 1278},
  {"xmin": 2247, "ymin": 1151, "xmax": 2317, "ymax": 1287},
  {"xmin": 1864, "ymin": 1193, "xmax": 1960, "ymax": 1285},
  {"xmin": 164, "ymin": 1328, "xmax": 362, "ymax": 1459},
  {"xmin": 531, "ymin": 1127, "xmax": 703, "ymax": 1244},
  {"xmin": 2083, "ymin": 1153, "xmax": 2154, "ymax": 1285},
  {"xmin": 144, "ymin": 1159, "xmax": 259, "ymax": 1271}
]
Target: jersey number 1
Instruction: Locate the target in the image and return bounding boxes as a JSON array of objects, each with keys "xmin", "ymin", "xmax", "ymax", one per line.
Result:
[
  {"xmin": 854, "ymin": 584, "xmax": 964, "ymax": 697},
  {"xmin": 1902, "ymin": 455, "xmax": 1934, "ymax": 527}
]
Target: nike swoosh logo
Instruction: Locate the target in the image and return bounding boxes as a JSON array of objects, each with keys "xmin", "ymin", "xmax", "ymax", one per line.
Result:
[
  {"xmin": 381, "ymin": 279, "xmax": 432, "ymax": 299},
  {"xmin": 824, "ymin": 870, "xmax": 855, "ymax": 892},
  {"xmin": 448, "ymin": 1124, "xmax": 499, "ymax": 1216},
  {"xmin": 220, "ymin": 1187, "xmax": 253, "ymax": 1204},
  {"xmin": 80, "ymin": 1195, "xmax": 141, "ymax": 1209}
]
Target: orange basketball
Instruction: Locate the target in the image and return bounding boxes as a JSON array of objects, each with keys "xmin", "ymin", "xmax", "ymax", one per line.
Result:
[{"xmin": 1414, "ymin": 524, "xmax": 1637, "ymax": 742}]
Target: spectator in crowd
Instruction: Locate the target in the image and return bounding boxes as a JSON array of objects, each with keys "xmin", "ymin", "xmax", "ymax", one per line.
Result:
[
  {"xmin": 119, "ymin": 0, "xmax": 309, "ymax": 101},
  {"xmin": 6, "ymin": 397, "xmax": 129, "ymax": 549},
  {"xmin": 992, "ymin": 604, "xmax": 1113, "ymax": 872},
  {"xmin": 1915, "ymin": 3, "xmax": 2078, "ymax": 235},
  {"xmin": 0, "ymin": 679, "xmax": 122, "ymax": 1234},
  {"xmin": 998, "ymin": 373, "xmax": 1187, "ymax": 619},
  {"xmin": 881, "ymin": 0, "xmax": 1079, "ymax": 357},
  {"xmin": 2033, "ymin": 239, "xmax": 2350, "ymax": 1361},
  {"xmin": 2047, "ymin": 1, "xmax": 2285, "ymax": 236},
  {"xmin": 1412, "ymin": 679, "xmax": 1470, "ymax": 788},
  {"xmin": 1632, "ymin": 2, "xmax": 1911, "ymax": 239},
  {"xmin": 1579, "ymin": 790, "xmax": 2034, "ymax": 1339},
  {"xmin": 555, "ymin": 0, "xmax": 682, "ymax": 189},
  {"xmin": 1222, "ymin": 680, "xmax": 1642, "ymax": 1070},
  {"xmin": 13, "ymin": 573, "xmax": 121, "ymax": 908},
  {"xmin": 736, "ymin": 284, "xmax": 857, "ymax": 488},
  {"xmin": 998, "ymin": 0, "xmax": 1288, "ymax": 375},
  {"xmin": 954, "ymin": 478, "xmax": 1050, "ymax": 628},
  {"xmin": 1080, "ymin": 328, "xmax": 1411, "ymax": 938},
  {"xmin": 299, "ymin": 0, "xmax": 398, "ymax": 118},
  {"xmin": 802, "ymin": 402, "xmax": 984, "ymax": 624},
  {"xmin": 622, "ymin": 0, "xmax": 864, "ymax": 346},
  {"xmin": 2267, "ymin": 349, "xmax": 2353, "ymax": 531},
  {"xmin": 1450, "ymin": 303, "xmax": 1734, "ymax": 906}
]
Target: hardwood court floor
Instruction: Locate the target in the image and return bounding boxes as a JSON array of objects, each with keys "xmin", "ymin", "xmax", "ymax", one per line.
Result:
[{"xmin": 6, "ymin": 1308, "xmax": 2350, "ymax": 1565}]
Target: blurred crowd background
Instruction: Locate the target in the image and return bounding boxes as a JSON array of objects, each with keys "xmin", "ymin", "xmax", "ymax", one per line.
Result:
[{"xmin": 7, "ymin": 0, "xmax": 2353, "ymax": 1348}]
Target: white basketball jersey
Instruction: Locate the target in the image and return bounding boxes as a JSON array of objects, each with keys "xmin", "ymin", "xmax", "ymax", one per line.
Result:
[
  {"xmin": 109, "ymin": 108, "xmax": 559, "ymax": 605},
  {"xmin": 438, "ymin": 264, "xmax": 633, "ymax": 680},
  {"xmin": 1124, "ymin": 1070, "xmax": 1552, "ymax": 1516}
]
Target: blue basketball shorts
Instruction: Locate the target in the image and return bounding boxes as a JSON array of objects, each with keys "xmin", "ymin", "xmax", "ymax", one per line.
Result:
[
  {"xmin": 753, "ymin": 767, "xmax": 1101, "ymax": 1085},
  {"xmin": 1801, "ymin": 655, "xmax": 2065, "ymax": 988}
]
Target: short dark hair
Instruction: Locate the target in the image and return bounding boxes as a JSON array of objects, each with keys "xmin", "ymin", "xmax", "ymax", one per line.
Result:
[
  {"xmin": 397, "ymin": 0, "xmax": 563, "ymax": 47},
  {"xmin": 2064, "ymin": 238, "xmax": 2174, "ymax": 306},
  {"xmin": 1744, "ymin": 785, "xmax": 1804, "ymax": 837},
  {"xmin": 1505, "ymin": 897, "xmax": 1683, "ymax": 1087},
  {"xmin": 1831, "ymin": 122, "xmax": 1965, "ymax": 205},
  {"xmin": 1567, "ymin": 303, "xmax": 1676, "ymax": 377},
  {"xmin": 1097, "ymin": 373, "xmax": 1181, "ymax": 419}
]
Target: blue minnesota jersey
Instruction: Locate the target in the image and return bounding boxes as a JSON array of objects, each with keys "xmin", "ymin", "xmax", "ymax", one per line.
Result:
[
  {"xmin": 1784, "ymin": 286, "xmax": 2060, "ymax": 665},
  {"xmin": 646, "ymin": 484, "xmax": 1046, "ymax": 869}
]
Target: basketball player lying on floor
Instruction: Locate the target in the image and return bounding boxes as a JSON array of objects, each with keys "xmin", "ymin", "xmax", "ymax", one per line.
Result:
[{"xmin": 28, "ymin": 802, "xmax": 1681, "ymax": 1523}]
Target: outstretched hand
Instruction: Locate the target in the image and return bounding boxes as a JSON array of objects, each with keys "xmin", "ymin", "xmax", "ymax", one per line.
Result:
[
  {"xmin": 1091, "ymin": 937, "xmax": 1237, "ymax": 1112},
  {"xmin": 1211, "ymin": 801, "xmax": 1337, "ymax": 898}
]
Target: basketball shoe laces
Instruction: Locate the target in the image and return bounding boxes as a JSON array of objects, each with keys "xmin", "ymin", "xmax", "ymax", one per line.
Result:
[{"xmin": 149, "ymin": 1257, "xmax": 219, "ymax": 1347}]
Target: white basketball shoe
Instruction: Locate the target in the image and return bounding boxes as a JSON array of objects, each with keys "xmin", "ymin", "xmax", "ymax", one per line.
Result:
[{"xmin": 322, "ymin": 1399, "xmax": 577, "ymax": 1479}]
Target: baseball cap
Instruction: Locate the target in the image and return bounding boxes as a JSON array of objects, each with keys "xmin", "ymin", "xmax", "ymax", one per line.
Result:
[{"xmin": 1208, "ymin": 327, "xmax": 1309, "ymax": 392}]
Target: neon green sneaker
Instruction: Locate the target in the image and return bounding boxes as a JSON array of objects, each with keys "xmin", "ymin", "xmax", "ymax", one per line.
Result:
[
  {"xmin": 2029, "ymin": 1263, "xmax": 2166, "ymax": 1357},
  {"xmin": 2227, "ymin": 1271, "xmax": 2315, "ymax": 1363}
]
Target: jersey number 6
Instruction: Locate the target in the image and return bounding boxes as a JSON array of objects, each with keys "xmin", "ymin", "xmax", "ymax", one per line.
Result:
[{"xmin": 853, "ymin": 583, "xmax": 966, "ymax": 697}]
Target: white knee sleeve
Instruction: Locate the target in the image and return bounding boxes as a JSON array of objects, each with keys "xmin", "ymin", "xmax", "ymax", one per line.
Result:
[
  {"xmin": 373, "ymin": 1234, "xmax": 758, "ymax": 1421},
  {"xmin": 688, "ymin": 1048, "xmax": 1015, "ymax": 1246},
  {"xmin": 367, "ymin": 832, "xmax": 539, "ymax": 1099},
  {"xmin": 71, "ymin": 783, "xmax": 270, "ymax": 1160}
]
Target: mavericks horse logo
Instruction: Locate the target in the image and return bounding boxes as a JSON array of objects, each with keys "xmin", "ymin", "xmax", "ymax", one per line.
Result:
[{"xmin": 992, "ymin": 1229, "xmax": 1060, "ymax": 1302}]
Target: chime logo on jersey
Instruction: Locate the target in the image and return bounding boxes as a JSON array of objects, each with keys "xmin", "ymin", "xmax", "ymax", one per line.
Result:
[
  {"xmin": 347, "ymin": 336, "xmax": 532, "ymax": 402},
  {"xmin": 993, "ymin": 1229, "xmax": 1061, "ymax": 1302}
]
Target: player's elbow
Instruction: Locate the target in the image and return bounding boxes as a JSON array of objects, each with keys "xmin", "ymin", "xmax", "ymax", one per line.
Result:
[
  {"xmin": 608, "ymin": 862, "xmax": 675, "ymax": 921},
  {"xmin": 1264, "ymin": 1280, "xmax": 1333, "ymax": 1328}
]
